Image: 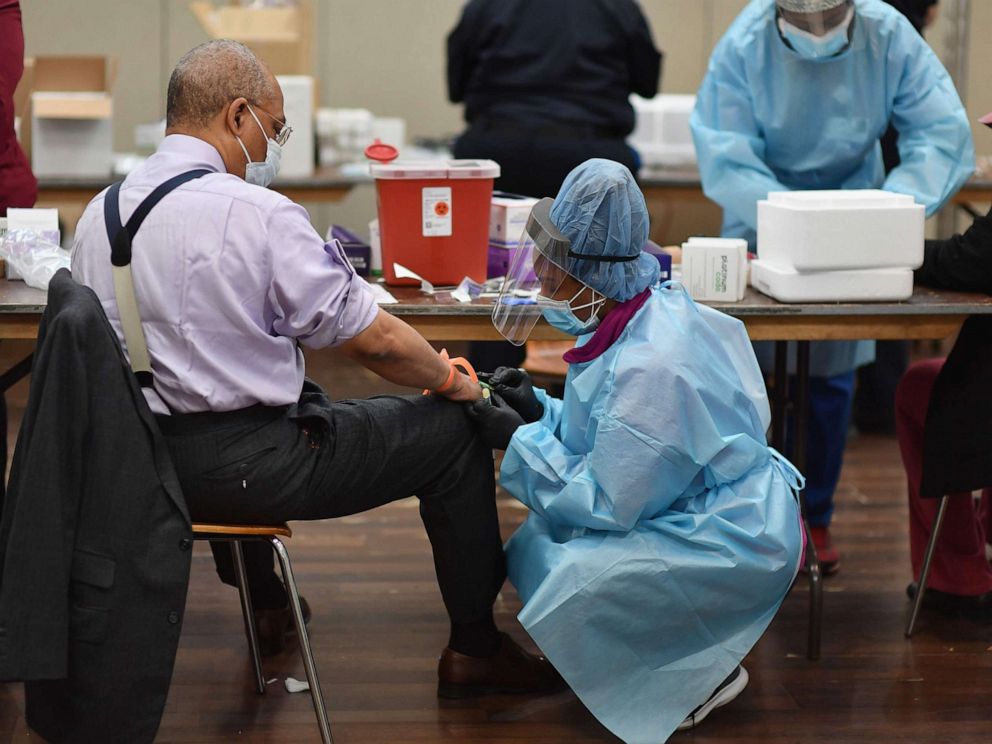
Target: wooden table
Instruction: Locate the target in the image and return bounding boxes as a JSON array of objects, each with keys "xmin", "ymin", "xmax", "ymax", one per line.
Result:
[
  {"xmin": 3, "ymin": 282, "xmax": 992, "ymax": 343},
  {"xmin": 35, "ymin": 165, "xmax": 364, "ymax": 208}
]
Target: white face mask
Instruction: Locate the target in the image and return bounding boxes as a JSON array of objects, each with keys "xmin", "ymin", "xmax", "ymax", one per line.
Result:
[
  {"xmin": 779, "ymin": 5, "xmax": 855, "ymax": 60},
  {"xmin": 235, "ymin": 105, "xmax": 282, "ymax": 188}
]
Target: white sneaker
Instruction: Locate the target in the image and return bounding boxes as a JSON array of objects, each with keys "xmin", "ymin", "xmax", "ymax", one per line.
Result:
[{"xmin": 676, "ymin": 665, "xmax": 749, "ymax": 732}]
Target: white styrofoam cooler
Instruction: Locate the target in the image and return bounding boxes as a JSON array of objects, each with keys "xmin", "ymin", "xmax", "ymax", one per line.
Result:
[
  {"xmin": 757, "ymin": 190, "xmax": 925, "ymax": 272},
  {"xmin": 628, "ymin": 94, "xmax": 697, "ymax": 167},
  {"xmin": 750, "ymin": 259, "xmax": 914, "ymax": 303}
]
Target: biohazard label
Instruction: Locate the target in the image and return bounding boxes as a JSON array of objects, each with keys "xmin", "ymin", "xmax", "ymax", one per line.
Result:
[{"xmin": 422, "ymin": 187, "xmax": 453, "ymax": 237}]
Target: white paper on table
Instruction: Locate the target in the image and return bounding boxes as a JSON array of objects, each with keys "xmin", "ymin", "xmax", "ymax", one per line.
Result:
[
  {"xmin": 393, "ymin": 263, "xmax": 435, "ymax": 294},
  {"xmin": 367, "ymin": 283, "xmax": 398, "ymax": 304}
]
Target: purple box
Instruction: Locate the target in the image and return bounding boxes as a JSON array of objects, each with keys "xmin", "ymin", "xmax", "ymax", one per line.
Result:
[
  {"xmin": 487, "ymin": 241, "xmax": 537, "ymax": 282},
  {"xmin": 329, "ymin": 225, "xmax": 371, "ymax": 278}
]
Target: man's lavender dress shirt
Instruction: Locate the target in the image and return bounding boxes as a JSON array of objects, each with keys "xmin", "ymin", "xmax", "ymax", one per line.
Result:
[{"xmin": 71, "ymin": 134, "xmax": 378, "ymax": 414}]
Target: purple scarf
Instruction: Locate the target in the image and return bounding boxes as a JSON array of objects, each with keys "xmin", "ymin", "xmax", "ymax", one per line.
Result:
[{"xmin": 563, "ymin": 289, "xmax": 652, "ymax": 364}]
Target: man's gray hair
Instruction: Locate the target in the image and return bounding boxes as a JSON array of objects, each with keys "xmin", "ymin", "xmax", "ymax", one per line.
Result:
[{"xmin": 166, "ymin": 40, "xmax": 274, "ymax": 128}]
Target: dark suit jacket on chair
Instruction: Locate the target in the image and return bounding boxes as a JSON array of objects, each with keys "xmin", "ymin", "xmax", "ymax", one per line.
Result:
[
  {"xmin": 915, "ymin": 207, "xmax": 992, "ymax": 499},
  {"xmin": 0, "ymin": 269, "xmax": 193, "ymax": 743}
]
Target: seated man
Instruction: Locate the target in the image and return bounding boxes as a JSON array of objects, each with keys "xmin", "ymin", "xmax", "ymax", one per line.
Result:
[
  {"xmin": 895, "ymin": 112, "xmax": 992, "ymax": 623},
  {"xmin": 69, "ymin": 40, "xmax": 562, "ymax": 697},
  {"xmin": 469, "ymin": 160, "xmax": 804, "ymax": 741}
]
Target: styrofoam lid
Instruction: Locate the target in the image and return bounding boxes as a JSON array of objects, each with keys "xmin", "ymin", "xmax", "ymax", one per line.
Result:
[
  {"xmin": 766, "ymin": 190, "xmax": 917, "ymax": 209},
  {"xmin": 370, "ymin": 159, "xmax": 500, "ymax": 180}
]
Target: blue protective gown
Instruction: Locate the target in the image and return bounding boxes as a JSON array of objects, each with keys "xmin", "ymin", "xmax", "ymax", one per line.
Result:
[
  {"xmin": 690, "ymin": 0, "xmax": 975, "ymax": 378},
  {"xmin": 501, "ymin": 285, "xmax": 804, "ymax": 744}
]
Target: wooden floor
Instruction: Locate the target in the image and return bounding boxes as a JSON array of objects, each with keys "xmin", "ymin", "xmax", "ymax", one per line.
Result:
[{"xmin": 1, "ymin": 342, "xmax": 990, "ymax": 743}]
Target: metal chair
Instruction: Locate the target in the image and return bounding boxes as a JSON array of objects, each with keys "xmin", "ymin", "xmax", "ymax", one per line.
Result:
[
  {"xmin": 191, "ymin": 523, "xmax": 333, "ymax": 744},
  {"xmin": 905, "ymin": 495, "xmax": 951, "ymax": 637}
]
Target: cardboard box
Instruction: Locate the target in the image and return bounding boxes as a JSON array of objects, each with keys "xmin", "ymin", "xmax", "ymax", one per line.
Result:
[
  {"xmin": 682, "ymin": 237, "xmax": 747, "ymax": 302},
  {"xmin": 29, "ymin": 56, "xmax": 117, "ymax": 178},
  {"xmin": 5, "ymin": 208, "xmax": 60, "ymax": 281},
  {"xmin": 275, "ymin": 75, "xmax": 314, "ymax": 177},
  {"xmin": 490, "ymin": 194, "xmax": 539, "ymax": 246},
  {"xmin": 190, "ymin": 1, "xmax": 314, "ymax": 75}
]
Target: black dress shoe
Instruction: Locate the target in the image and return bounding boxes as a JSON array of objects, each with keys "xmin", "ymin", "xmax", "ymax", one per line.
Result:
[
  {"xmin": 254, "ymin": 596, "xmax": 311, "ymax": 656},
  {"xmin": 907, "ymin": 583, "xmax": 992, "ymax": 624},
  {"xmin": 437, "ymin": 632, "xmax": 567, "ymax": 699}
]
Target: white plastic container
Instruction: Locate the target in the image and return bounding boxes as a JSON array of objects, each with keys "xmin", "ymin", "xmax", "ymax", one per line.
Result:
[
  {"xmin": 275, "ymin": 75, "xmax": 314, "ymax": 177},
  {"xmin": 757, "ymin": 190, "xmax": 925, "ymax": 272},
  {"xmin": 682, "ymin": 237, "xmax": 748, "ymax": 302},
  {"xmin": 750, "ymin": 259, "xmax": 913, "ymax": 303},
  {"xmin": 628, "ymin": 94, "xmax": 697, "ymax": 167}
]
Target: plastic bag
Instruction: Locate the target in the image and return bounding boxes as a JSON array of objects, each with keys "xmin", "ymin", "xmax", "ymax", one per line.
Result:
[{"xmin": 0, "ymin": 228, "xmax": 71, "ymax": 290}]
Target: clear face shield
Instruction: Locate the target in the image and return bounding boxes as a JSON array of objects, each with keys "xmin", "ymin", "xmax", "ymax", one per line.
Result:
[{"xmin": 492, "ymin": 198, "xmax": 573, "ymax": 346}]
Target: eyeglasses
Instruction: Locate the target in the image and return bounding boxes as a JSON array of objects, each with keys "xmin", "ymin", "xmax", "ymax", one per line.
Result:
[{"xmin": 252, "ymin": 104, "xmax": 293, "ymax": 147}]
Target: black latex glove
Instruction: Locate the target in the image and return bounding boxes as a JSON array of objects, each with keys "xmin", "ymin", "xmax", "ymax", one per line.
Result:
[
  {"xmin": 489, "ymin": 367, "xmax": 544, "ymax": 424},
  {"xmin": 466, "ymin": 391, "xmax": 525, "ymax": 450}
]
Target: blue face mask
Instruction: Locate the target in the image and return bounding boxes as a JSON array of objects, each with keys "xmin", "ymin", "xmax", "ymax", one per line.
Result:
[
  {"xmin": 542, "ymin": 286, "xmax": 606, "ymax": 337},
  {"xmin": 779, "ymin": 6, "xmax": 854, "ymax": 60}
]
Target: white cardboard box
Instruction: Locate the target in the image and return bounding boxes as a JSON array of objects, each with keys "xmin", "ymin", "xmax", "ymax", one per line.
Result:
[
  {"xmin": 490, "ymin": 194, "xmax": 539, "ymax": 246},
  {"xmin": 5, "ymin": 208, "xmax": 60, "ymax": 281},
  {"xmin": 29, "ymin": 56, "xmax": 117, "ymax": 178},
  {"xmin": 750, "ymin": 259, "xmax": 913, "ymax": 303},
  {"xmin": 275, "ymin": 75, "xmax": 314, "ymax": 177},
  {"xmin": 757, "ymin": 190, "xmax": 925, "ymax": 272},
  {"xmin": 682, "ymin": 237, "xmax": 747, "ymax": 302}
]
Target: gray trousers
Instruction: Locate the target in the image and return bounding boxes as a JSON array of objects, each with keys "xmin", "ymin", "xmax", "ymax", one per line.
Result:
[{"xmin": 158, "ymin": 390, "xmax": 506, "ymax": 623}]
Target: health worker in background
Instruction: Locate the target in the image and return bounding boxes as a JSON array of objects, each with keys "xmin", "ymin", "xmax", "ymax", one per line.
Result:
[
  {"xmin": 690, "ymin": 0, "xmax": 974, "ymax": 573},
  {"xmin": 469, "ymin": 159, "xmax": 804, "ymax": 742},
  {"xmin": 446, "ymin": 0, "xmax": 662, "ymax": 373}
]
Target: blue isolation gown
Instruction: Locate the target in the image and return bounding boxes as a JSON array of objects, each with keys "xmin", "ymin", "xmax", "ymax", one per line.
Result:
[
  {"xmin": 501, "ymin": 285, "xmax": 804, "ymax": 743},
  {"xmin": 690, "ymin": 0, "xmax": 974, "ymax": 376}
]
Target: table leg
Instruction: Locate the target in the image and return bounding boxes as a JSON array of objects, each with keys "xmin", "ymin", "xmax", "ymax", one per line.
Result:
[
  {"xmin": 771, "ymin": 341, "xmax": 788, "ymax": 451},
  {"xmin": 795, "ymin": 341, "xmax": 822, "ymax": 661}
]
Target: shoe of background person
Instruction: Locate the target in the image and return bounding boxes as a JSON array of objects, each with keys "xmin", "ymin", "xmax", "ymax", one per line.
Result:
[
  {"xmin": 437, "ymin": 632, "xmax": 568, "ymax": 699},
  {"xmin": 806, "ymin": 526, "xmax": 840, "ymax": 576},
  {"xmin": 906, "ymin": 583, "xmax": 992, "ymax": 624},
  {"xmin": 676, "ymin": 666, "xmax": 749, "ymax": 731},
  {"xmin": 254, "ymin": 596, "xmax": 312, "ymax": 656}
]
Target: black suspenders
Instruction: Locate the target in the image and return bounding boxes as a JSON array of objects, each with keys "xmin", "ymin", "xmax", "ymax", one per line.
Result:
[{"xmin": 102, "ymin": 169, "xmax": 210, "ymax": 389}]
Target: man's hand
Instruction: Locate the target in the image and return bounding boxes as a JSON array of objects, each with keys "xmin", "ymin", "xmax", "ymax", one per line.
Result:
[
  {"xmin": 465, "ymin": 392, "xmax": 525, "ymax": 450},
  {"xmin": 489, "ymin": 367, "xmax": 544, "ymax": 423}
]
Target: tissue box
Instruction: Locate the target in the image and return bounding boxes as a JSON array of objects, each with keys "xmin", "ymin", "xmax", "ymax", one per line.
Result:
[
  {"xmin": 751, "ymin": 259, "xmax": 913, "ymax": 303},
  {"xmin": 757, "ymin": 190, "xmax": 925, "ymax": 272},
  {"xmin": 275, "ymin": 75, "xmax": 314, "ymax": 177},
  {"xmin": 29, "ymin": 56, "xmax": 117, "ymax": 178},
  {"xmin": 490, "ymin": 194, "xmax": 539, "ymax": 246},
  {"xmin": 682, "ymin": 237, "xmax": 747, "ymax": 302}
]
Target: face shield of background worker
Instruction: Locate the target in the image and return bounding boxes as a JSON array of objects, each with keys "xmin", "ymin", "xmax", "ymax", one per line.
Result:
[
  {"xmin": 469, "ymin": 159, "xmax": 804, "ymax": 742},
  {"xmin": 70, "ymin": 40, "xmax": 565, "ymax": 697},
  {"xmin": 688, "ymin": 0, "xmax": 974, "ymax": 573}
]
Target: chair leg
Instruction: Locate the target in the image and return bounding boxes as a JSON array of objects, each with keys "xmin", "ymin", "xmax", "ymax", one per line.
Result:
[
  {"xmin": 802, "ymin": 517, "xmax": 823, "ymax": 660},
  {"xmin": 271, "ymin": 537, "xmax": 334, "ymax": 744},
  {"xmin": 231, "ymin": 541, "xmax": 267, "ymax": 694},
  {"xmin": 906, "ymin": 494, "xmax": 950, "ymax": 638}
]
